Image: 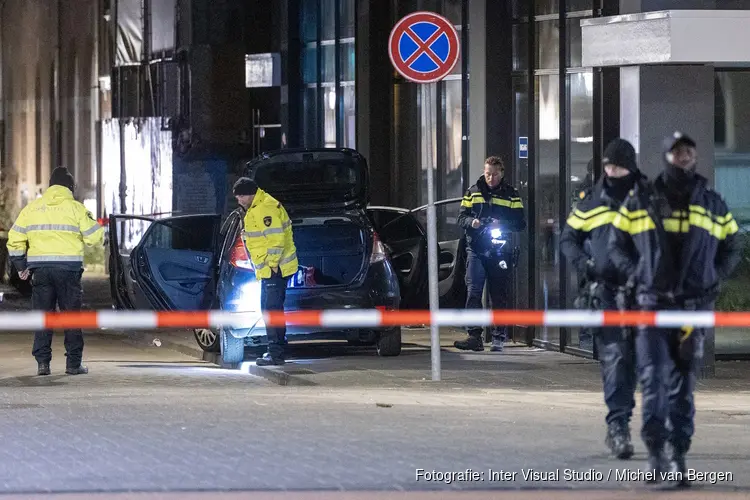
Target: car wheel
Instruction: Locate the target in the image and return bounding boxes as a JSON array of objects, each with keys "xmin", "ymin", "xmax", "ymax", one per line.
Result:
[
  {"xmin": 220, "ymin": 329, "xmax": 245, "ymax": 366},
  {"xmin": 376, "ymin": 327, "xmax": 401, "ymax": 357},
  {"xmin": 194, "ymin": 328, "xmax": 220, "ymax": 352}
]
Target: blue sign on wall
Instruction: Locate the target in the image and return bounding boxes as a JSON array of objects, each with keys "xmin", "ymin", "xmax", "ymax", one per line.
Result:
[{"xmin": 519, "ymin": 137, "xmax": 529, "ymax": 159}]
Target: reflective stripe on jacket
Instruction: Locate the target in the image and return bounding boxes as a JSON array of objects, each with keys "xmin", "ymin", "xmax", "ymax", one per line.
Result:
[
  {"xmin": 560, "ymin": 178, "xmax": 629, "ymax": 286},
  {"xmin": 457, "ymin": 176, "xmax": 526, "ymax": 254},
  {"xmin": 242, "ymin": 188, "xmax": 299, "ymax": 280},
  {"xmin": 608, "ymin": 173, "xmax": 741, "ymax": 303},
  {"xmin": 7, "ymin": 185, "xmax": 104, "ymax": 271}
]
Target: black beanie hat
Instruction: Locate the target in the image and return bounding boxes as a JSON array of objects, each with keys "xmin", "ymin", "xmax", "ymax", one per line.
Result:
[
  {"xmin": 232, "ymin": 177, "xmax": 258, "ymax": 196},
  {"xmin": 602, "ymin": 138, "xmax": 638, "ymax": 173},
  {"xmin": 49, "ymin": 167, "xmax": 75, "ymax": 191}
]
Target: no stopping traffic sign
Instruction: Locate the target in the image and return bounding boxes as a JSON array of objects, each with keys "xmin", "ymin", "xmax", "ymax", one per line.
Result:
[{"xmin": 388, "ymin": 11, "xmax": 460, "ymax": 84}]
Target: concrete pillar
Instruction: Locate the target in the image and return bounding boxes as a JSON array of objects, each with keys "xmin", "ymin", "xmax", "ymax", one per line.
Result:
[
  {"xmin": 619, "ymin": 64, "xmax": 716, "ymax": 377},
  {"xmin": 355, "ymin": 0, "xmax": 392, "ymax": 205},
  {"xmin": 467, "ymin": 0, "xmax": 513, "ymax": 182}
]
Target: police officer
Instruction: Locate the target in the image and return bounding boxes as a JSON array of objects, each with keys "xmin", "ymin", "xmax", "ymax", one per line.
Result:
[
  {"xmin": 233, "ymin": 178, "xmax": 298, "ymax": 366},
  {"xmin": 7, "ymin": 167, "xmax": 104, "ymax": 376},
  {"xmin": 455, "ymin": 156, "xmax": 526, "ymax": 352},
  {"xmin": 609, "ymin": 132, "xmax": 741, "ymax": 485},
  {"xmin": 561, "ymin": 139, "xmax": 643, "ymax": 460}
]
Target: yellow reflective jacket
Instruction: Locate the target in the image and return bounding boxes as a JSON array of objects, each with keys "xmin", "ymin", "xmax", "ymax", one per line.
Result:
[
  {"xmin": 242, "ymin": 188, "xmax": 298, "ymax": 280},
  {"xmin": 7, "ymin": 185, "xmax": 104, "ymax": 270}
]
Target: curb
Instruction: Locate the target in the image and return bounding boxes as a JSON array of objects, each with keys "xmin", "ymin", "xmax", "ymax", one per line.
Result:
[{"xmin": 124, "ymin": 331, "xmax": 316, "ymax": 386}]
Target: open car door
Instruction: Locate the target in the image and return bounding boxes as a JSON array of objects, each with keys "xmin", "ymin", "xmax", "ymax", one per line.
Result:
[
  {"xmin": 367, "ymin": 207, "xmax": 428, "ymax": 309},
  {"xmin": 109, "ymin": 214, "xmax": 221, "ymax": 311},
  {"xmin": 411, "ymin": 198, "xmax": 468, "ymax": 309}
]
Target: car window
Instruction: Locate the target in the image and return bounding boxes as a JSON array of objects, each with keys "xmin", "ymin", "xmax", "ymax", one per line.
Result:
[
  {"xmin": 141, "ymin": 217, "xmax": 217, "ymax": 252},
  {"xmin": 412, "ymin": 201, "xmax": 464, "ymax": 241},
  {"xmin": 218, "ymin": 212, "xmax": 242, "ymax": 263},
  {"xmin": 368, "ymin": 209, "xmax": 424, "ymax": 241}
]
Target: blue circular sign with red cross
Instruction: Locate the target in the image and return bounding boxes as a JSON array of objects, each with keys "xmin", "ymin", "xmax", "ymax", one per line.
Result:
[{"xmin": 388, "ymin": 11, "xmax": 460, "ymax": 84}]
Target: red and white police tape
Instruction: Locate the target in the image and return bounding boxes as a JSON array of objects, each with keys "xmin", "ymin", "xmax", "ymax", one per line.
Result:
[{"xmin": 0, "ymin": 309, "xmax": 747, "ymax": 331}]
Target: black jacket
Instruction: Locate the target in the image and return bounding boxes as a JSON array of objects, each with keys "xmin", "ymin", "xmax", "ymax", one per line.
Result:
[
  {"xmin": 608, "ymin": 172, "xmax": 741, "ymax": 305},
  {"xmin": 560, "ymin": 177, "xmax": 634, "ymax": 287},
  {"xmin": 457, "ymin": 177, "xmax": 526, "ymax": 254}
]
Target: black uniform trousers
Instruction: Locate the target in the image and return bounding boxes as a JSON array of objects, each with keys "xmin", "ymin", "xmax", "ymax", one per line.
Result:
[
  {"xmin": 31, "ymin": 267, "xmax": 84, "ymax": 368},
  {"xmin": 591, "ymin": 286, "xmax": 637, "ymax": 427},
  {"xmin": 636, "ymin": 303, "xmax": 705, "ymax": 454},
  {"xmin": 465, "ymin": 248, "xmax": 511, "ymax": 341},
  {"xmin": 261, "ymin": 271, "xmax": 288, "ymax": 360}
]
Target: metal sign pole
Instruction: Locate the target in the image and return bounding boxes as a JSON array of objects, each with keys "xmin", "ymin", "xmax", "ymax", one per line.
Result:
[
  {"xmin": 426, "ymin": 140, "xmax": 441, "ymax": 382},
  {"xmin": 389, "ymin": 11, "xmax": 461, "ymax": 383}
]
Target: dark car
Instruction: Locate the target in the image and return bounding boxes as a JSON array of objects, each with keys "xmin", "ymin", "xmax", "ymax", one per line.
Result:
[{"xmin": 108, "ymin": 149, "xmax": 469, "ymax": 365}]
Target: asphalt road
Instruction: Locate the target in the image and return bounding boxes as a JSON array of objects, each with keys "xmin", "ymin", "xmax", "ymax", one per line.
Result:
[{"xmin": 0, "ymin": 274, "xmax": 749, "ymax": 498}]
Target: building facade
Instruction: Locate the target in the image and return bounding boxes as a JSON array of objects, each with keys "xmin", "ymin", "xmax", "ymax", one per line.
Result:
[{"xmin": 282, "ymin": 0, "xmax": 750, "ymax": 372}]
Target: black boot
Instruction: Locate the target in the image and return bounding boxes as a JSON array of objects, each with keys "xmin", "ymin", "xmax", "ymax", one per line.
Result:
[
  {"xmin": 605, "ymin": 422, "xmax": 634, "ymax": 459},
  {"xmin": 670, "ymin": 442, "xmax": 691, "ymax": 488},
  {"xmin": 645, "ymin": 446, "xmax": 670, "ymax": 484},
  {"xmin": 256, "ymin": 353, "xmax": 285, "ymax": 366},
  {"xmin": 454, "ymin": 334, "xmax": 484, "ymax": 351},
  {"xmin": 65, "ymin": 365, "xmax": 88, "ymax": 375},
  {"xmin": 37, "ymin": 362, "xmax": 50, "ymax": 376}
]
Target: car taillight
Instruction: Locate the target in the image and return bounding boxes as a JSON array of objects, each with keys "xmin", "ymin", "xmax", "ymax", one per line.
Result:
[
  {"xmin": 370, "ymin": 232, "xmax": 387, "ymax": 264},
  {"xmin": 229, "ymin": 235, "xmax": 255, "ymax": 270}
]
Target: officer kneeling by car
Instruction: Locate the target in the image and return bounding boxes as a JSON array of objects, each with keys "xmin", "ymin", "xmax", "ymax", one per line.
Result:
[{"xmin": 233, "ymin": 177, "xmax": 299, "ymax": 366}]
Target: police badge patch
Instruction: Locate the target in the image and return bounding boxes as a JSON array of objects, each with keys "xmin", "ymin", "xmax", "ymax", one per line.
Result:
[{"xmin": 263, "ymin": 216, "xmax": 272, "ymax": 227}]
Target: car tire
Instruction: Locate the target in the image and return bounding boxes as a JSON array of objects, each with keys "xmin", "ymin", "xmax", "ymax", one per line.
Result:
[
  {"xmin": 220, "ymin": 329, "xmax": 245, "ymax": 366},
  {"xmin": 194, "ymin": 328, "xmax": 220, "ymax": 352},
  {"xmin": 376, "ymin": 327, "xmax": 402, "ymax": 357}
]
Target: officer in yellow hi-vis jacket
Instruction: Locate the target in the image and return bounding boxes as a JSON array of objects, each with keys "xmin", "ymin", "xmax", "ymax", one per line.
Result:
[
  {"xmin": 7, "ymin": 167, "xmax": 104, "ymax": 376},
  {"xmin": 233, "ymin": 177, "xmax": 298, "ymax": 366}
]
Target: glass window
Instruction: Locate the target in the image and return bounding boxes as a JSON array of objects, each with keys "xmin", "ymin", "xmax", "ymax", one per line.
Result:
[
  {"xmin": 323, "ymin": 86, "xmax": 337, "ymax": 147},
  {"xmin": 535, "ymin": 74, "xmax": 561, "ymax": 346},
  {"xmin": 321, "ymin": 0, "xmax": 336, "ymax": 40},
  {"xmin": 340, "ymin": 41, "xmax": 355, "ymax": 82},
  {"xmin": 513, "ymin": 0, "xmax": 529, "ymax": 19},
  {"xmin": 302, "ymin": 46, "xmax": 318, "ymax": 84},
  {"xmin": 303, "ymin": 87, "xmax": 319, "ymax": 147},
  {"xmin": 567, "ymin": 17, "xmax": 584, "ymax": 67},
  {"xmin": 714, "ymin": 69, "xmax": 750, "ymax": 358},
  {"xmin": 322, "ymin": 44, "xmax": 336, "ymax": 83},
  {"xmin": 443, "ymin": 80, "xmax": 464, "ymax": 201},
  {"xmin": 513, "ymin": 23, "xmax": 529, "ymax": 71},
  {"xmin": 513, "ymin": 76, "xmax": 530, "ymax": 316},
  {"xmin": 536, "ymin": 0, "xmax": 559, "ymax": 15},
  {"xmin": 343, "ymin": 83, "xmax": 356, "ymax": 148},
  {"xmin": 301, "ymin": 0, "xmax": 318, "ymax": 43},
  {"xmin": 566, "ymin": 71, "xmax": 594, "ymax": 351},
  {"xmin": 567, "ymin": 0, "xmax": 593, "ymax": 11},
  {"xmin": 536, "ymin": 20, "xmax": 559, "ymax": 70},
  {"xmin": 444, "ymin": 0, "xmax": 463, "ymax": 25},
  {"xmin": 339, "ymin": 0, "xmax": 355, "ymax": 38},
  {"xmin": 142, "ymin": 217, "xmax": 216, "ymax": 252}
]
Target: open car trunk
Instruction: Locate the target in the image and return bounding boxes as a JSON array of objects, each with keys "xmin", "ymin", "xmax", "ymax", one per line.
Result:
[{"xmin": 290, "ymin": 214, "xmax": 369, "ymax": 288}]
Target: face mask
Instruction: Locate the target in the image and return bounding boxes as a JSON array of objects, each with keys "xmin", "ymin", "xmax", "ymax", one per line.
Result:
[{"xmin": 665, "ymin": 164, "xmax": 696, "ymax": 184}]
